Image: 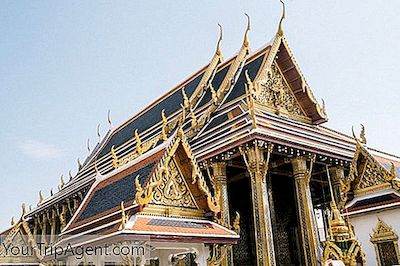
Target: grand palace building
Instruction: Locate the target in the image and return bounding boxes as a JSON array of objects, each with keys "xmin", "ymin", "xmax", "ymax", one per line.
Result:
[{"xmin": 1, "ymin": 5, "xmax": 400, "ymax": 266}]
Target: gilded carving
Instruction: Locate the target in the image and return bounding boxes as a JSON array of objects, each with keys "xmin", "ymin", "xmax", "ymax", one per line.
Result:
[
  {"xmin": 255, "ymin": 63, "xmax": 306, "ymax": 117},
  {"xmin": 152, "ymin": 159, "xmax": 197, "ymax": 208}
]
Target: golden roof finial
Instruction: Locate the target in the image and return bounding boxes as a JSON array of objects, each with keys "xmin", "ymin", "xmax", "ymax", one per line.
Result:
[
  {"xmin": 161, "ymin": 109, "xmax": 168, "ymax": 141},
  {"xmin": 60, "ymin": 174, "xmax": 65, "ymax": 189},
  {"xmin": 277, "ymin": 0, "xmax": 286, "ymax": 37},
  {"xmin": 360, "ymin": 124, "xmax": 367, "ymax": 144},
  {"xmin": 107, "ymin": 109, "xmax": 113, "ymax": 129},
  {"xmin": 11, "ymin": 216, "xmax": 15, "ymax": 226},
  {"xmin": 243, "ymin": 13, "xmax": 251, "ymax": 48},
  {"xmin": 38, "ymin": 191, "xmax": 44, "ymax": 206},
  {"xmin": 97, "ymin": 124, "xmax": 101, "ymax": 142},
  {"xmin": 182, "ymin": 87, "xmax": 189, "ymax": 109},
  {"xmin": 216, "ymin": 24, "xmax": 223, "ymax": 56},
  {"xmin": 77, "ymin": 157, "xmax": 83, "ymax": 170},
  {"xmin": 135, "ymin": 129, "xmax": 143, "ymax": 155},
  {"xmin": 21, "ymin": 203, "xmax": 26, "ymax": 216},
  {"xmin": 69, "ymin": 170, "xmax": 73, "ymax": 181},
  {"xmin": 87, "ymin": 138, "xmax": 91, "ymax": 153}
]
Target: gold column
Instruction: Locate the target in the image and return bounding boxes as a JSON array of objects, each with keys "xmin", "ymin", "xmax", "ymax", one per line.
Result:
[
  {"xmin": 328, "ymin": 166, "xmax": 345, "ymax": 208},
  {"xmin": 41, "ymin": 214, "xmax": 48, "ymax": 246},
  {"xmin": 50, "ymin": 210, "xmax": 56, "ymax": 244},
  {"xmin": 241, "ymin": 142, "xmax": 275, "ymax": 266},
  {"xmin": 211, "ymin": 161, "xmax": 233, "ymax": 266},
  {"xmin": 291, "ymin": 156, "xmax": 319, "ymax": 266}
]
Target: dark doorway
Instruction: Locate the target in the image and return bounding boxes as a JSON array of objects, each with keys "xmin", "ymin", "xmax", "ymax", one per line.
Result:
[
  {"xmin": 270, "ymin": 170, "xmax": 303, "ymax": 265},
  {"xmin": 228, "ymin": 170, "xmax": 256, "ymax": 266}
]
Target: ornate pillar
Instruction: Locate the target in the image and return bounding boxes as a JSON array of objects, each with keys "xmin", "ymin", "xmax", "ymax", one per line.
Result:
[
  {"xmin": 41, "ymin": 214, "xmax": 48, "ymax": 246},
  {"xmin": 211, "ymin": 162, "xmax": 233, "ymax": 266},
  {"xmin": 291, "ymin": 156, "xmax": 319, "ymax": 266},
  {"xmin": 50, "ymin": 210, "xmax": 57, "ymax": 244},
  {"xmin": 328, "ymin": 166, "xmax": 345, "ymax": 208},
  {"xmin": 241, "ymin": 141, "xmax": 275, "ymax": 266}
]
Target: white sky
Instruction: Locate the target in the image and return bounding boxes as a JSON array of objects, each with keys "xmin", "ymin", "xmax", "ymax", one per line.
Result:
[{"xmin": 0, "ymin": 0, "xmax": 399, "ymax": 230}]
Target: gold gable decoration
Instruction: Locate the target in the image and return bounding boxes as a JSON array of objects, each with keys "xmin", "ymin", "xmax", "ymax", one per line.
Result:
[
  {"xmin": 134, "ymin": 126, "xmax": 221, "ymax": 216},
  {"xmin": 245, "ymin": 62, "xmax": 309, "ymax": 122},
  {"xmin": 152, "ymin": 158, "xmax": 198, "ymax": 209},
  {"xmin": 347, "ymin": 127, "xmax": 400, "ymax": 196},
  {"xmin": 370, "ymin": 218, "xmax": 400, "ymax": 266}
]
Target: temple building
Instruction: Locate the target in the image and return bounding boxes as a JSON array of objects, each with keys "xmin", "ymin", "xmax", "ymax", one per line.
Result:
[{"xmin": 1, "ymin": 5, "xmax": 400, "ymax": 266}]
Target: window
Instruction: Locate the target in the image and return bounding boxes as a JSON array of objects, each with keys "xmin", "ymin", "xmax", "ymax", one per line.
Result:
[{"xmin": 370, "ymin": 218, "xmax": 400, "ymax": 266}]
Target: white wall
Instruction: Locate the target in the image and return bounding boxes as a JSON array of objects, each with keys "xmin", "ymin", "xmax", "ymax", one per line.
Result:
[{"xmin": 350, "ymin": 207, "xmax": 400, "ymax": 265}]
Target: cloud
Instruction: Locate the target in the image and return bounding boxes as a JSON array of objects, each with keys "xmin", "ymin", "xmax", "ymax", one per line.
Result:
[{"xmin": 18, "ymin": 140, "xmax": 64, "ymax": 160}]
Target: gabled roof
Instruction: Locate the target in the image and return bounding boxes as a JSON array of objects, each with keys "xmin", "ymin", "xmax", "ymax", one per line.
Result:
[{"xmin": 63, "ymin": 127, "xmax": 221, "ymax": 235}]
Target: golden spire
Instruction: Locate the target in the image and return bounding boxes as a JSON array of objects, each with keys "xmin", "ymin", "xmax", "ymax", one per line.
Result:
[
  {"xmin": 135, "ymin": 129, "xmax": 143, "ymax": 155},
  {"xmin": 97, "ymin": 124, "xmax": 101, "ymax": 142},
  {"xmin": 360, "ymin": 124, "xmax": 367, "ymax": 144},
  {"xmin": 243, "ymin": 13, "xmax": 251, "ymax": 48},
  {"xmin": 326, "ymin": 165, "xmax": 351, "ymax": 241},
  {"xmin": 277, "ymin": 0, "xmax": 286, "ymax": 37},
  {"xmin": 38, "ymin": 191, "xmax": 44, "ymax": 206},
  {"xmin": 107, "ymin": 109, "xmax": 112, "ymax": 129},
  {"xmin": 216, "ymin": 24, "xmax": 223, "ymax": 56}
]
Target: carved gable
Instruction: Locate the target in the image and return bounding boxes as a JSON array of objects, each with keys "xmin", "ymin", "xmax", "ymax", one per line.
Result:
[
  {"xmin": 152, "ymin": 158, "xmax": 198, "ymax": 209},
  {"xmin": 255, "ymin": 62, "xmax": 307, "ymax": 119},
  {"xmin": 356, "ymin": 158, "xmax": 388, "ymax": 190}
]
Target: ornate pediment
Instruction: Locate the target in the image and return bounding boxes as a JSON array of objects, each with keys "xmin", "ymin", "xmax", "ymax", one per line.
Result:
[
  {"xmin": 152, "ymin": 158, "xmax": 198, "ymax": 209},
  {"xmin": 370, "ymin": 218, "xmax": 398, "ymax": 243},
  {"xmin": 253, "ymin": 62, "xmax": 307, "ymax": 119},
  {"xmin": 356, "ymin": 157, "xmax": 388, "ymax": 191}
]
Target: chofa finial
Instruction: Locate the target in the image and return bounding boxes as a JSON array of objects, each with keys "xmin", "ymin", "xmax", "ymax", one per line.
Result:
[
  {"xmin": 77, "ymin": 157, "xmax": 83, "ymax": 170},
  {"xmin": 60, "ymin": 174, "xmax": 65, "ymax": 189},
  {"xmin": 360, "ymin": 124, "xmax": 367, "ymax": 145},
  {"xmin": 87, "ymin": 138, "xmax": 91, "ymax": 153},
  {"xmin": 107, "ymin": 109, "xmax": 113, "ymax": 129},
  {"xmin": 69, "ymin": 170, "xmax": 73, "ymax": 181},
  {"xmin": 97, "ymin": 124, "xmax": 101, "ymax": 142},
  {"xmin": 38, "ymin": 191, "xmax": 44, "ymax": 205},
  {"xmin": 243, "ymin": 13, "xmax": 251, "ymax": 48},
  {"xmin": 277, "ymin": 0, "xmax": 286, "ymax": 37},
  {"xmin": 216, "ymin": 24, "xmax": 223, "ymax": 56},
  {"xmin": 21, "ymin": 203, "xmax": 26, "ymax": 216}
]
